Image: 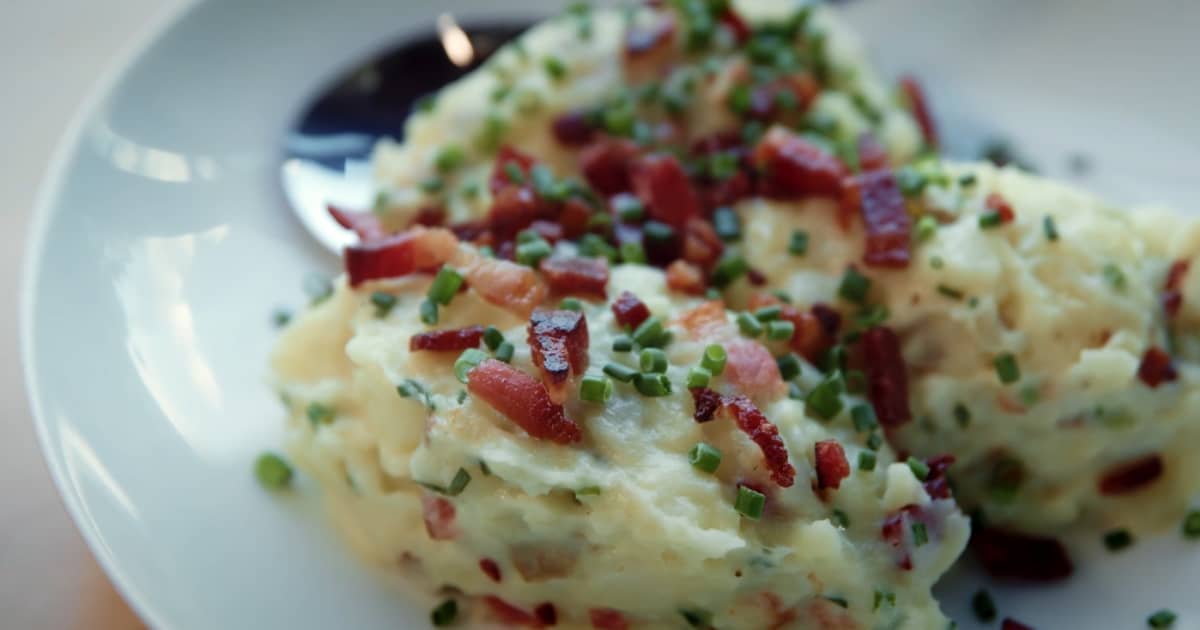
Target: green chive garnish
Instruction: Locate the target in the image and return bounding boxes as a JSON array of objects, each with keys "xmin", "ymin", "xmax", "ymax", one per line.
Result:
[
  {"xmin": 434, "ymin": 145, "xmax": 466, "ymax": 174},
  {"xmin": 306, "ymin": 402, "xmax": 334, "ymax": 426},
  {"xmin": 806, "ymin": 371, "xmax": 844, "ymax": 420},
  {"xmin": 612, "ymin": 335, "xmax": 634, "ymax": 352},
  {"xmin": 633, "ymin": 372, "xmax": 672, "ymax": 397},
  {"xmin": 542, "ymin": 56, "xmax": 568, "ymax": 81},
  {"xmin": 851, "ymin": 404, "xmax": 877, "ymax": 433},
  {"xmin": 736, "ymin": 312, "xmax": 764, "ymax": 337},
  {"xmin": 483, "ymin": 326, "xmax": 504, "ymax": 350},
  {"xmin": 614, "ymin": 195, "xmax": 645, "ymax": 222},
  {"xmin": 1043, "ymin": 215, "xmax": 1060, "ymax": 241},
  {"xmin": 689, "ymin": 442, "xmax": 722, "ymax": 474},
  {"xmin": 873, "ymin": 590, "xmax": 896, "ymax": 611},
  {"xmin": 559, "ymin": 297, "xmax": 584, "ymax": 311},
  {"xmin": 1148, "ymin": 610, "xmax": 1177, "ymax": 628},
  {"xmin": 370, "ymin": 291, "xmax": 397, "ymax": 317},
  {"xmin": 788, "ymin": 230, "xmax": 809, "ymax": 256},
  {"xmin": 1103, "ymin": 528, "xmax": 1134, "ymax": 552},
  {"xmin": 643, "ymin": 221, "xmax": 675, "ymax": 243},
  {"xmin": 431, "ymin": 599, "xmax": 458, "ymax": 626},
  {"xmin": 271, "ymin": 308, "xmax": 292, "ymax": 328},
  {"xmin": 838, "ymin": 267, "xmax": 870, "ymax": 304},
  {"xmin": 766, "ymin": 320, "xmax": 795, "ymax": 340},
  {"xmin": 454, "ymin": 348, "xmax": 489, "ymax": 383},
  {"xmin": 911, "ymin": 522, "xmax": 929, "ymax": 546},
  {"xmin": 639, "ymin": 347, "xmax": 668, "ymax": 373},
  {"xmin": 1182, "ymin": 510, "xmax": 1200, "ymax": 539},
  {"xmin": 494, "ymin": 341, "xmax": 515, "ymax": 363},
  {"xmin": 446, "ymin": 467, "xmax": 471, "ymax": 496},
  {"xmin": 754, "ymin": 305, "xmax": 782, "ymax": 322},
  {"xmin": 735, "ymin": 485, "xmax": 765, "ymax": 519},
  {"xmin": 867, "ymin": 433, "xmax": 883, "ymax": 450},
  {"xmin": 680, "ymin": 609, "xmax": 713, "ymax": 628},
  {"xmin": 1102, "ymin": 263, "xmax": 1127, "ymax": 291},
  {"xmin": 710, "ymin": 252, "xmax": 749, "ymax": 287},
  {"xmin": 419, "ymin": 298, "xmax": 439, "ymax": 325},
  {"xmin": 914, "ymin": 215, "xmax": 938, "ymax": 242},
  {"xmin": 713, "ymin": 207, "xmax": 741, "ymax": 241},
  {"xmin": 427, "ymin": 266, "xmax": 464, "ymax": 306},
  {"xmin": 702, "ymin": 344, "xmax": 726, "ymax": 375},
  {"xmin": 620, "ymin": 241, "xmax": 647, "ymax": 264},
  {"xmin": 516, "ymin": 239, "xmax": 553, "ymax": 266},
  {"xmin": 578, "ymin": 233, "xmax": 617, "ymax": 261},
  {"xmin": 632, "ymin": 316, "xmax": 669, "ymax": 347},
  {"xmin": 994, "ymin": 353, "xmax": 1020, "ymax": 384},
  {"xmin": 580, "ymin": 374, "xmax": 614, "ymax": 403},
  {"xmin": 776, "ymin": 353, "xmax": 802, "ymax": 381},
  {"xmin": 603, "ymin": 362, "xmax": 638, "ymax": 383},
  {"xmin": 936, "ymin": 284, "xmax": 963, "ymax": 300},
  {"xmin": 687, "ymin": 366, "xmax": 712, "ymax": 389},
  {"xmin": 254, "ymin": 452, "xmax": 293, "ymax": 490},
  {"xmin": 858, "ymin": 450, "xmax": 877, "ymax": 471},
  {"xmin": 971, "ymin": 589, "xmax": 996, "ymax": 622},
  {"xmin": 907, "ymin": 457, "xmax": 930, "ymax": 481}
]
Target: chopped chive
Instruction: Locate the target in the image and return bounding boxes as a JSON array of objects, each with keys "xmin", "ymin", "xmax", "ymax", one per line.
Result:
[
  {"xmin": 936, "ymin": 284, "xmax": 964, "ymax": 300},
  {"xmin": 806, "ymin": 372, "xmax": 844, "ymax": 420},
  {"xmin": 907, "ymin": 457, "xmax": 930, "ymax": 481},
  {"xmin": 612, "ymin": 335, "xmax": 634, "ymax": 352},
  {"xmin": 431, "ymin": 599, "xmax": 458, "ymax": 626},
  {"xmin": 446, "ymin": 467, "xmax": 472, "ymax": 496},
  {"xmin": 831, "ymin": 509, "xmax": 850, "ymax": 528},
  {"xmin": 713, "ymin": 207, "xmax": 742, "ymax": 241},
  {"xmin": 1183, "ymin": 510, "xmax": 1200, "ymax": 539},
  {"xmin": 1103, "ymin": 528, "xmax": 1134, "ymax": 552},
  {"xmin": 516, "ymin": 239, "xmax": 553, "ymax": 267},
  {"xmin": 971, "ymin": 589, "xmax": 997, "ymax": 622},
  {"xmin": 735, "ymin": 485, "xmax": 765, "ymax": 519},
  {"xmin": 1102, "ymin": 263, "xmax": 1127, "ymax": 291},
  {"xmin": 911, "ymin": 522, "xmax": 929, "ymax": 546},
  {"xmin": 710, "ymin": 252, "xmax": 749, "ymax": 287},
  {"xmin": 427, "ymin": 266, "xmax": 465, "ymax": 305},
  {"xmin": 680, "ymin": 609, "xmax": 713, "ymax": 628},
  {"xmin": 483, "ymin": 326, "xmax": 505, "ymax": 351},
  {"xmin": 580, "ymin": 374, "xmax": 614, "ymax": 403},
  {"xmin": 639, "ymin": 347, "xmax": 669, "ymax": 373},
  {"xmin": 254, "ymin": 452, "xmax": 293, "ymax": 490},
  {"xmin": 754, "ymin": 305, "xmax": 783, "ymax": 322},
  {"xmin": 271, "ymin": 308, "xmax": 292, "ymax": 328},
  {"xmin": 1148, "ymin": 610, "xmax": 1177, "ymax": 628},
  {"xmin": 415, "ymin": 93, "xmax": 438, "ymax": 114},
  {"xmin": 1019, "ymin": 384, "xmax": 1040, "ymax": 406},
  {"xmin": 686, "ymin": 366, "xmax": 712, "ymax": 388},
  {"xmin": 930, "ymin": 255, "xmax": 945, "ymax": 269},
  {"xmin": 619, "ymin": 241, "xmax": 647, "ymax": 264},
  {"xmin": 895, "ymin": 167, "xmax": 928, "ymax": 198},
  {"xmin": 689, "ymin": 442, "xmax": 722, "ymax": 473},
  {"xmin": 454, "ymin": 348, "xmax": 489, "ymax": 383},
  {"xmin": 788, "ymin": 230, "xmax": 809, "ymax": 256},
  {"xmin": 614, "ymin": 195, "xmax": 645, "ymax": 222},
  {"xmin": 494, "ymin": 341, "xmax": 515, "ymax": 363},
  {"xmin": 1043, "ymin": 215, "xmax": 1060, "ymax": 241},
  {"xmin": 851, "ymin": 404, "xmax": 878, "ymax": 433},
  {"xmin": 914, "ymin": 215, "xmax": 938, "ymax": 242},
  {"xmin": 873, "ymin": 590, "xmax": 895, "ymax": 611},
  {"xmin": 632, "ymin": 316, "xmax": 668, "ymax": 347},
  {"xmin": 643, "ymin": 221, "xmax": 675, "ymax": 243},
  {"xmin": 419, "ymin": 298, "xmax": 439, "ymax": 325},
  {"xmin": 736, "ymin": 312, "xmax": 764, "ymax": 337},
  {"xmin": 434, "ymin": 145, "xmax": 466, "ymax": 173},
  {"xmin": 776, "ymin": 353, "xmax": 802, "ymax": 381},
  {"xmin": 306, "ymin": 402, "xmax": 335, "ymax": 426},
  {"xmin": 766, "ymin": 320, "xmax": 795, "ymax": 341},
  {"xmin": 370, "ymin": 291, "xmax": 397, "ymax": 317},
  {"xmin": 858, "ymin": 450, "xmax": 877, "ymax": 471},
  {"xmin": 959, "ymin": 173, "xmax": 978, "ymax": 187},
  {"xmin": 542, "ymin": 56, "xmax": 568, "ymax": 81},
  {"xmin": 420, "ymin": 177, "xmax": 445, "ymax": 194},
  {"xmin": 728, "ymin": 83, "xmax": 752, "ymax": 115},
  {"xmin": 867, "ymin": 433, "xmax": 883, "ymax": 450},
  {"xmin": 993, "ymin": 353, "xmax": 1020, "ymax": 384},
  {"xmin": 603, "ymin": 362, "xmax": 638, "ymax": 383},
  {"xmin": 838, "ymin": 267, "xmax": 871, "ymax": 304},
  {"xmin": 575, "ymin": 485, "xmax": 602, "ymax": 496},
  {"xmin": 516, "ymin": 229, "xmax": 542, "ymax": 244},
  {"xmin": 479, "ymin": 460, "xmax": 491, "ymax": 476},
  {"xmin": 772, "ymin": 290, "xmax": 792, "ymax": 304},
  {"xmin": 978, "ymin": 211, "xmax": 1004, "ymax": 229},
  {"xmin": 953, "ymin": 403, "xmax": 971, "ymax": 428},
  {"xmin": 633, "ymin": 372, "xmax": 672, "ymax": 397},
  {"xmin": 559, "ymin": 297, "xmax": 584, "ymax": 311},
  {"xmin": 702, "ymin": 344, "xmax": 727, "ymax": 375}
]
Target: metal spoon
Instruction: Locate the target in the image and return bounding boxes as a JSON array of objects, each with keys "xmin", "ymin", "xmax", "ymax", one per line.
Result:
[{"xmin": 281, "ymin": 16, "xmax": 528, "ymax": 254}]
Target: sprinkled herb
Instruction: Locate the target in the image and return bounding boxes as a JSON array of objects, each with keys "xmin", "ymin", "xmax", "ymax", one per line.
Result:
[
  {"xmin": 543, "ymin": 56, "xmax": 568, "ymax": 81},
  {"xmin": 689, "ymin": 442, "xmax": 722, "ymax": 474},
  {"xmin": 1044, "ymin": 215, "xmax": 1060, "ymax": 241},
  {"xmin": 428, "ymin": 266, "xmax": 465, "ymax": 306},
  {"xmin": 767, "ymin": 320, "xmax": 795, "ymax": 340},
  {"xmin": 838, "ymin": 267, "xmax": 871, "ymax": 304},
  {"xmin": 936, "ymin": 284, "xmax": 964, "ymax": 300},
  {"xmin": 614, "ymin": 195, "xmax": 645, "ymax": 222},
  {"xmin": 978, "ymin": 211, "xmax": 1005, "ymax": 229},
  {"xmin": 728, "ymin": 84, "xmax": 752, "ymax": 115},
  {"xmin": 858, "ymin": 450, "xmax": 877, "ymax": 471},
  {"xmin": 907, "ymin": 457, "xmax": 930, "ymax": 481},
  {"xmin": 1103, "ymin": 263, "xmax": 1127, "ymax": 291},
  {"xmin": 953, "ymin": 403, "xmax": 971, "ymax": 427},
  {"xmin": 1104, "ymin": 528, "xmax": 1134, "ymax": 552},
  {"xmin": 1148, "ymin": 610, "xmax": 1177, "ymax": 628},
  {"xmin": 895, "ymin": 167, "xmax": 928, "ymax": 198},
  {"xmin": 370, "ymin": 291, "xmax": 397, "ymax": 317},
  {"xmin": 640, "ymin": 347, "xmax": 669, "ymax": 373},
  {"xmin": 707, "ymin": 152, "xmax": 739, "ymax": 180},
  {"xmin": 772, "ymin": 290, "xmax": 793, "ymax": 304},
  {"xmin": 713, "ymin": 207, "xmax": 742, "ymax": 241},
  {"xmin": 735, "ymin": 485, "xmax": 766, "ymax": 519},
  {"xmin": 754, "ymin": 305, "xmax": 782, "ymax": 322},
  {"xmin": 643, "ymin": 221, "xmax": 675, "ymax": 243},
  {"xmin": 612, "ymin": 335, "xmax": 634, "ymax": 352},
  {"xmin": 911, "ymin": 522, "xmax": 929, "ymax": 546},
  {"xmin": 579, "ymin": 233, "xmax": 617, "ymax": 261},
  {"xmin": 854, "ymin": 304, "xmax": 889, "ymax": 329},
  {"xmin": 989, "ymin": 456, "xmax": 1024, "ymax": 503},
  {"xmin": 603, "ymin": 105, "xmax": 635, "ymax": 137},
  {"xmin": 254, "ymin": 452, "xmax": 293, "ymax": 490},
  {"xmin": 272, "ymin": 308, "xmax": 292, "ymax": 328},
  {"xmin": 575, "ymin": 485, "xmax": 602, "ymax": 497},
  {"xmin": 420, "ymin": 177, "xmax": 445, "ymax": 195},
  {"xmin": 431, "ymin": 599, "xmax": 458, "ymax": 626},
  {"xmin": 446, "ymin": 467, "xmax": 472, "ymax": 496},
  {"xmin": 702, "ymin": 344, "xmax": 727, "ymax": 375},
  {"xmin": 831, "ymin": 509, "xmax": 850, "ymax": 528},
  {"xmin": 1183, "ymin": 510, "xmax": 1200, "ymax": 539},
  {"xmin": 632, "ymin": 316, "xmax": 670, "ymax": 348},
  {"xmin": 483, "ymin": 326, "xmax": 504, "ymax": 351},
  {"xmin": 994, "ymin": 353, "xmax": 1020, "ymax": 384},
  {"xmin": 867, "ymin": 433, "xmax": 883, "ymax": 450},
  {"xmin": 434, "ymin": 145, "xmax": 466, "ymax": 173},
  {"xmin": 873, "ymin": 590, "xmax": 896, "ymax": 611},
  {"xmin": 560, "ymin": 297, "xmax": 584, "ymax": 311},
  {"xmin": 494, "ymin": 341, "xmax": 515, "ymax": 363},
  {"xmin": 304, "ymin": 272, "xmax": 334, "ymax": 306},
  {"xmin": 580, "ymin": 373, "xmax": 614, "ymax": 403},
  {"xmin": 454, "ymin": 348, "xmax": 489, "ymax": 383},
  {"xmin": 603, "ymin": 362, "xmax": 638, "ymax": 383},
  {"xmin": 959, "ymin": 173, "xmax": 978, "ymax": 187},
  {"xmin": 680, "ymin": 609, "xmax": 713, "ymax": 628},
  {"xmin": 776, "ymin": 353, "xmax": 802, "ymax": 381},
  {"xmin": 851, "ymin": 405, "xmax": 877, "ymax": 433},
  {"xmin": 806, "ymin": 371, "xmax": 845, "ymax": 420},
  {"xmin": 687, "ymin": 366, "xmax": 712, "ymax": 389},
  {"xmin": 415, "ymin": 94, "xmax": 437, "ymax": 114},
  {"xmin": 1019, "ymin": 384, "xmax": 1040, "ymax": 406},
  {"xmin": 741, "ymin": 120, "xmax": 765, "ymax": 145},
  {"xmin": 306, "ymin": 402, "xmax": 334, "ymax": 426},
  {"xmin": 710, "ymin": 252, "xmax": 749, "ymax": 287},
  {"xmin": 930, "ymin": 255, "xmax": 945, "ymax": 269},
  {"xmin": 620, "ymin": 241, "xmax": 647, "ymax": 264},
  {"xmin": 736, "ymin": 312, "xmax": 764, "ymax": 337},
  {"xmin": 633, "ymin": 372, "xmax": 672, "ymax": 397},
  {"xmin": 516, "ymin": 239, "xmax": 553, "ymax": 267},
  {"xmin": 971, "ymin": 589, "xmax": 997, "ymax": 622},
  {"xmin": 475, "ymin": 113, "xmax": 508, "ymax": 152}
]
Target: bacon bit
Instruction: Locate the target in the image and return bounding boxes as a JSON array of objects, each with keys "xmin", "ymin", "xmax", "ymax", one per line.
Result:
[
  {"xmin": 624, "ymin": 16, "xmax": 675, "ymax": 57},
  {"xmin": 674, "ymin": 299, "xmax": 728, "ymax": 339},
  {"xmin": 698, "ymin": 169, "xmax": 754, "ymax": 210},
  {"xmin": 813, "ymin": 440, "xmax": 850, "ymax": 490},
  {"xmin": 690, "ymin": 386, "xmax": 722, "ymax": 423},
  {"xmin": 845, "ymin": 170, "xmax": 912, "ymax": 268},
  {"xmin": 1163, "ymin": 260, "xmax": 1190, "ymax": 317},
  {"xmin": 922, "ymin": 454, "xmax": 956, "ymax": 500},
  {"xmin": 479, "ymin": 557, "xmax": 502, "ymax": 583},
  {"xmin": 534, "ymin": 603, "xmax": 558, "ymax": 626},
  {"xmin": 724, "ymin": 339, "xmax": 786, "ymax": 400},
  {"xmin": 862, "ymin": 327, "xmax": 912, "ymax": 427},
  {"xmin": 724, "ymin": 395, "xmax": 796, "ymax": 487},
  {"xmin": 409, "ymin": 325, "xmax": 485, "ymax": 352},
  {"xmin": 746, "ymin": 268, "xmax": 767, "ymax": 286},
  {"xmin": 763, "ymin": 592, "xmax": 799, "ymax": 630},
  {"xmin": 718, "ymin": 7, "xmax": 751, "ymax": 43},
  {"xmin": 1138, "ymin": 346, "xmax": 1178, "ymax": 388},
  {"xmin": 985, "ymin": 193, "xmax": 1016, "ymax": 224},
  {"xmin": 487, "ymin": 185, "xmax": 542, "ymax": 242},
  {"xmin": 540, "ymin": 256, "xmax": 609, "ymax": 298},
  {"xmin": 1098, "ymin": 454, "xmax": 1164, "ymax": 495},
  {"xmin": 344, "ymin": 227, "xmax": 459, "ymax": 287},
  {"xmin": 971, "ymin": 527, "xmax": 1073, "ymax": 581},
  {"xmin": 551, "ymin": 110, "xmax": 595, "ymax": 148},
  {"xmin": 898, "ymin": 76, "xmax": 938, "ymax": 149},
  {"xmin": 611, "ymin": 290, "xmax": 651, "ymax": 329},
  {"xmin": 754, "ymin": 126, "xmax": 848, "ymax": 200},
  {"xmin": 421, "ymin": 494, "xmax": 457, "ymax": 540},
  {"xmin": 580, "ymin": 138, "xmax": 640, "ymax": 196},
  {"xmin": 559, "ymin": 198, "xmax": 592, "ymax": 239},
  {"xmin": 1000, "ymin": 619, "xmax": 1035, "ymax": 630},
  {"xmin": 857, "ymin": 133, "xmax": 890, "ymax": 172},
  {"xmin": 328, "ymin": 204, "xmax": 386, "ymax": 242},
  {"xmin": 466, "ymin": 359, "xmax": 582, "ymax": 444},
  {"xmin": 490, "ymin": 145, "xmax": 537, "ymax": 195},
  {"xmin": 630, "ymin": 153, "xmax": 703, "ymax": 229},
  {"xmin": 483, "ymin": 596, "xmax": 544, "ymax": 628},
  {"xmin": 666, "ymin": 260, "xmax": 707, "ymax": 295},
  {"xmin": 465, "ymin": 256, "xmax": 547, "ymax": 317},
  {"xmin": 682, "ymin": 218, "xmax": 724, "ymax": 268},
  {"xmin": 589, "ymin": 608, "xmax": 629, "ymax": 630},
  {"xmin": 881, "ymin": 505, "xmax": 920, "ymax": 570},
  {"xmin": 528, "ymin": 310, "xmax": 590, "ymax": 399},
  {"xmin": 786, "ymin": 306, "xmax": 840, "ymax": 363}
]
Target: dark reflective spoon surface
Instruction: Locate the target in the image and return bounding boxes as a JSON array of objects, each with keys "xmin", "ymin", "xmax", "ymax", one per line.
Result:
[{"xmin": 281, "ymin": 21, "xmax": 529, "ymax": 253}]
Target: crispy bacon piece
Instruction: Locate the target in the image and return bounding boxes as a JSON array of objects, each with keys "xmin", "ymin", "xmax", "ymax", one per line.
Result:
[
  {"xmin": 611, "ymin": 290, "xmax": 651, "ymax": 329},
  {"xmin": 899, "ymin": 76, "xmax": 938, "ymax": 149},
  {"xmin": 813, "ymin": 440, "xmax": 850, "ymax": 490},
  {"xmin": 630, "ymin": 153, "xmax": 703, "ymax": 229},
  {"xmin": 1138, "ymin": 346, "xmax": 1178, "ymax": 388},
  {"xmin": 1000, "ymin": 619, "xmax": 1034, "ymax": 630},
  {"xmin": 845, "ymin": 170, "xmax": 912, "ymax": 268},
  {"xmin": 466, "ymin": 359, "xmax": 582, "ymax": 444},
  {"xmin": 490, "ymin": 145, "xmax": 537, "ymax": 195},
  {"xmin": 971, "ymin": 527, "xmax": 1073, "ymax": 581},
  {"xmin": 690, "ymin": 387, "xmax": 722, "ymax": 423},
  {"xmin": 754, "ymin": 126, "xmax": 848, "ymax": 200},
  {"xmin": 881, "ymin": 504, "xmax": 921, "ymax": 570},
  {"xmin": 534, "ymin": 603, "xmax": 558, "ymax": 626},
  {"xmin": 551, "ymin": 110, "xmax": 595, "ymax": 148},
  {"xmin": 724, "ymin": 395, "xmax": 796, "ymax": 487},
  {"xmin": 1098, "ymin": 454, "xmax": 1164, "ymax": 495},
  {"xmin": 580, "ymin": 138, "xmax": 639, "ymax": 196},
  {"xmin": 985, "ymin": 192, "xmax": 1016, "ymax": 224},
  {"xmin": 922, "ymin": 454, "xmax": 956, "ymax": 500},
  {"xmin": 421, "ymin": 494, "xmax": 457, "ymax": 540},
  {"xmin": 666, "ymin": 259, "xmax": 706, "ymax": 295},
  {"xmin": 1164, "ymin": 259, "xmax": 1190, "ymax": 317},
  {"xmin": 479, "ymin": 557, "xmax": 502, "ymax": 583},
  {"xmin": 786, "ymin": 305, "xmax": 841, "ymax": 363},
  {"xmin": 487, "ymin": 185, "xmax": 541, "ymax": 242},
  {"xmin": 409, "ymin": 325, "xmax": 485, "ymax": 352},
  {"xmin": 724, "ymin": 339, "xmax": 786, "ymax": 400},
  {"xmin": 862, "ymin": 327, "xmax": 912, "ymax": 427},
  {"xmin": 857, "ymin": 133, "xmax": 889, "ymax": 172},
  {"xmin": 344, "ymin": 227, "xmax": 459, "ymax": 287},
  {"xmin": 484, "ymin": 596, "xmax": 544, "ymax": 628},
  {"xmin": 674, "ymin": 299, "xmax": 728, "ymax": 339},
  {"xmin": 465, "ymin": 257, "xmax": 547, "ymax": 317},
  {"xmin": 540, "ymin": 256, "xmax": 609, "ymax": 298},
  {"xmin": 718, "ymin": 7, "xmax": 751, "ymax": 43},
  {"xmin": 559, "ymin": 198, "xmax": 592, "ymax": 239},
  {"xmin": 328, "ymin": 204, "xmax": 387, "ymax": 242},
  {"xmin": 589, "ymin": 608, "xmax": 629, "ymax": 630},
  {"xmin": 682, "ymin": 218, "xmax": 724, "ymax": 268},
  {"xmin": 528, "ymin": 310, "xmax": 590, "ymax": 402}
]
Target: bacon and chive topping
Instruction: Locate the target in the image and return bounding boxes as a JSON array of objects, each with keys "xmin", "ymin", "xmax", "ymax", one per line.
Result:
[
  {"xmin": 430, "ymin": 599, "xmax": 458, "ymax": 627},
  {"xmin": 814, "ymin": 440, "xmax": 850, "ymax": 490},
  {"xmin": 971, "ymin": 527, "xmax": 1073, "ymax": 581},
  {"xmin": 1148, "ymin": 610, "xmax": 1177, "ymax": 628},
  {"xmin": 410, "ymin": 325, "xmax": 485, "ymax": 352},
  {"xmin": 1138, "ymin": 346, "xmax": 1178, "ymax": 388},
  {"xmin": 689, "ymin": 442, "xmax": 722, "ymax": 474},
  {"xmin": 466, "ymin": 359, "xmax": 582, "ymax": 444},
  {"xmin": 254, "ymin": 452, "xmax": 293, "ymax": 490},
  {"xmin": 735, "ymin": 485, "xmax": 766, "ymax": 519},
  {"xmin": 1098, "ymin": 454, "xmax": 1164, "ymax": 495},
  {"xmin": 528, "ymin": 309, "xmax": 590, "ymax": 400},
  {"xmin": 972, "ymin": 589, "xmax": 997, "ymax": 622},
  {"xmin": 1103, "ymin": 528, "xmax": 1134, "ymax": 552}
]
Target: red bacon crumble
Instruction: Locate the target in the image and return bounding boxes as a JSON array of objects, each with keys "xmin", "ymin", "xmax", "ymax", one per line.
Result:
[
  {"xmin": 666, "ymin": 259, "xmax": 707, "ymax": 295},
  {"xmin": 484, "ymin": 596, "xmax": 544, "ymax": 628},
  {"xmin": 559, "ymin": 198, "xmax": 592, "ymax": 239},
  {"xmin": 856, "ymin": 133, "xmax": 890, "ymax": 172},
  {"xmin": 718, "ymin": 7, "xmax": 752, "ymax": 43},
  {"xmin": 528, "ymin": 310, "xmax": 590, "ymax": 401},
  {"xmin": 1001, "ymin": 619, "xmax": 1035, "ymax": 630},
  {"xmin": 479, "ymin": 557, "xmax": 502, "ymax": 583},
  {"xmin": 682, "ymin": 218, "xmax": 725, "ymax": 268},
  {"xmin": 421, "ymin": 494, "xmax": 457, "ymax": 540},
  {"xmin": 534, "ymin": 603, "xmax": 558, "ymax": 626},
  {"xmin": 724, "ymin": 395, "xmax": 796, "ymax": 487},
  {"xmin": 580, "ymin": 138, "xmax": 639, "ymax": 196},
  {"xmin": 1138, "ymin": 346, "xmax": 1178, "ymax": 388},
  {"xmin": 611, "ymin": 290, "xmax": 651, "ymax": 329},
  {"xmin": 846, "ymin": 170, "xmax": 912, "ymax": 268},
  {"xmin": 881, "ymin": 504, "xmax": 921, "ymax": 570},
  {"xmin": 490, "ymin": 145, "xmax": 537, "ymax": 195},
  {"xmin": 862, "ymin": 327, "xmax": 912, "ymax": 427},
  {"xmin": 540, "ymin": 256, "xmax": 609, "ymax": 298},
  {"xmin": 1098, "ymin": 454, "xmax": 1164, "ymax": 495},
  {"xmin": 487, "ymin": 185, "xmax": 542, "ymax": 241},
  {"xmin": 466, "ymin": 359, "xmax": 582, "ymax": 444},
  {"xmin": 465, "ymin": 256, "xmax": 547, "ymax": 317},
  {"xmin": 922, "ymin": 454, "xmax": 956, "ymax": 500},
  {"xmin": 551, "ymin": 110, "xmax": 595, "ymax": 148},
  {"xmin": 985, "ymin": 192, "xmax": 1016, "ymax": 224},
  {"xmin": 899, "ymin": 76, "xmax": 938, "ymax": 149},
  {"xmin": 630, "ymin": 153, "xmax": 703, "ymax": 229},
  {"xmin": 1163, "ymin": 259, "xmax": 1190, "ymax": 317},
  {"xmin": 813, "ymin": 440, "xmax": 850, "ymax": 490},
  {"xmin": 409, "ymin": 325, "xmax": 485, "ymax": 352},
  {"xmin": 344, "ymin": 227, "xmax": 459, "ymax": 287},
  {"xmin": 724, "ymin": 339, "xmax": 786, "ymax": 400},
  {"xmin": 753, "ymin": 127, "xmax": 848, "ymax": 200},
  {"xmin": 589, "ymin": 608, "xmax": 629, "ymax": 630},
  {"xmin": 786, "ymin": 305, "xmax": 841, "ymax": 363},
  {"xmin": 328, "ymin": 204, "xmax": 386, "ymax": 241},
  {"xmin": 690, "ymin": 386, "xmax": 722, "ymax": 423},
  {"xmin": 971, "ymin": 527, "xmax": 1073, "ymax": 581}
]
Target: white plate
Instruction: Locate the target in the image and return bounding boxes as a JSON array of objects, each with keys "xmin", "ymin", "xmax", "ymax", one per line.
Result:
[{"xmin": 21, "ymin": 1, "xmax": 1200, "ymax": 628}]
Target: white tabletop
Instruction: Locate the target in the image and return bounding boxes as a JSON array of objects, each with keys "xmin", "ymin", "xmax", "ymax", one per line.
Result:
[{"xmin": 1, "ymin": 0, "xmax": 185, "ymax": 627}]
